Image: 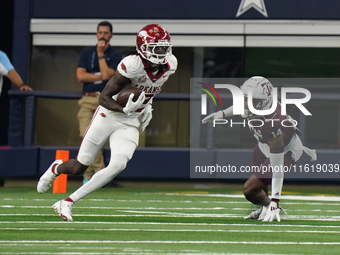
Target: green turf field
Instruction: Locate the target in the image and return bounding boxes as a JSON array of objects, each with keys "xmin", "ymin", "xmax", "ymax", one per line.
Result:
[{"xmin": 1, "ymin": 185, "xmax": 340, "ymax": 254}]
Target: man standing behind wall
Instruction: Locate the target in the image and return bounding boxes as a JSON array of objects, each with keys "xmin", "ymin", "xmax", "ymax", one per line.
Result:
[{"xmin": 76, "ymin": 21, "xmax": 122, "ymax": 183}]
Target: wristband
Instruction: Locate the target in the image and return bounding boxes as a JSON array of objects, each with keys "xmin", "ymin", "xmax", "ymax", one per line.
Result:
[
  {"xmin": 98, "ymin": 56, "xmax": 105, "ymax": 60},
  {"xmin": 19, "ymin": 84, "xmax": 25, "ymax": 88},
  {"xmin": 271, "ymin": 198, "xmax": 280, "ymax": 204}
]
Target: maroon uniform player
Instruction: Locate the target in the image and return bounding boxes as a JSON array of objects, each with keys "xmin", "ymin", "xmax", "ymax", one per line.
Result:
[{"xmin": 202, "ymin": 76, "xmax": 316, "ymax": 222}]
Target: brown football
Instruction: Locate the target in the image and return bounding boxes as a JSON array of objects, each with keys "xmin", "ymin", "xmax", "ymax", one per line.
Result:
[{"xmin": 116, "ymin": 87, "xmax": 143, "ymax": 107}]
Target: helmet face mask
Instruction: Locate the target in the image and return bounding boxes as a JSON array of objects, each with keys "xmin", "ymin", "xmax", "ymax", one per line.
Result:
[
  {"xmin": 241, "ymin": 76, "xmax": 274, "ymax": 118},
  {"xmin": 136, "ymin": 24, "xmax": 172, "ymax": 65},
  {"xmin": 142, "ymin": 43, "xmax": 172, "ymax": 64}
]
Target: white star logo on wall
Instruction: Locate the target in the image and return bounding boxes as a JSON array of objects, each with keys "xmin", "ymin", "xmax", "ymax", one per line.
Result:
[{"xmin": 236, "ymin": 0, "xmax": 268, "ymax": 17}]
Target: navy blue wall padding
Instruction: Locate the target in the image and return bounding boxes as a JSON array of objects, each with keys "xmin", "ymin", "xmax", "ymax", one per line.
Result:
[
  {"xmin": 8, "ymin": 97, "xmax": 25, "ymax": 146},
  {"xmin": 24, "ymin": 96, "xmax": 37, "ymax": 146},
  {"xmin": 0, "ymin": 146, "xmax": 338, "ymax": 181},
  {"xmin": 39, "ymin": 147, "xmax": 79, "ymax": 175},
  {"xmin": 39, "ymin": 147, "xmax": 190, "ymax": 179},
  {"xmin": 215, "ymin": 149, "xmax": 252, "ymax": 179},
  {"xmin": 189, "ymin": 149, "xmax": 215, "ymax": 179},
  {"xmin": 105, "ymin": 148, "xmax": 190, "ymax": 179},
  {"xmin": 0, "ymin": 147, "xmax": 38, "ymax": 177},
  {"xmin": 31, "ymin": 0, "xmax": 340, "ymax": 20}
]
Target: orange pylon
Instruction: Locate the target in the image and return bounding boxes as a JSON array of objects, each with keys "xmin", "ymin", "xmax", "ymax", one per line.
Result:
[{"xmin": 52, "ymin": 150, "xmax": 69, "ymax": 193}]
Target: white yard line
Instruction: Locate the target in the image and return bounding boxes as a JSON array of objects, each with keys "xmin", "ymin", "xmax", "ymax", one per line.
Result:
[
  {"xmin": 1, "ymin": 212, "xmax": 340, "ymax": 220},
  {"xmin": 0, "ymin": 240, "xmax": 340, "ymax": 245},
  {"xmin": 0, "ymin": 227, "xmax": 340, "ymax": 234},
  {"xmin": 0, "ymin": 252, "xmax": 298, "ymax": 255},
  {"xmin": 3, "ymin": 197, "xmax": 340, "ymax": 205},
  {"xmin": 0, "ymin": 221, "xmax": 339, "ymax": 228},
  {"xmin": 0, "ymin": 205, "xmax": 227, "ymax": 210},
  {"xmin": 2, "ymin": 205, "xmax": 340, "ymax": 211},
  {"xmin": 163, "ymin": 193, "xmax": 340, "ymax": 202}
]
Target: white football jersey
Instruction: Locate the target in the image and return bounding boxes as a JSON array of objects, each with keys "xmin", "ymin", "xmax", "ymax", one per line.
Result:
[{"xmin": 111, "ymin": 54, "xmax": 177, "ymax": 126}]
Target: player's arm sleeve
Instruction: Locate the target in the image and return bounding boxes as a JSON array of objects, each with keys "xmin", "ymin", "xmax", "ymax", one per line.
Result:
[
  {"xmin": 268, "ymin": 133, "xmax": 285, "ymax": 200},
  {"xmin": 222, "ymin": 106, "xmax": 234, "ymax": 118}
]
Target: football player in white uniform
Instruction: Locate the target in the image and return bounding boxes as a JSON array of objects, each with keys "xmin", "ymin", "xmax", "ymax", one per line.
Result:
[{"xmin": 37, "ymin": 24, "xmax": 178, "ymax": 221}]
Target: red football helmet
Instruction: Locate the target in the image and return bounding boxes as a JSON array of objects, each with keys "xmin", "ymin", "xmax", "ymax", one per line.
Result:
[{"xmin": 136, "ymin": 24, "xmax": 172, "ymax": 65}]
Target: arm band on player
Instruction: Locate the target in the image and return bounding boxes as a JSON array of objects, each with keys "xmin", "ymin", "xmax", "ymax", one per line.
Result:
[
  {"xmin": 269, "ymin": 146, "xmax": 284, "ymax": 200},
  {"xmin": 222, "ymin": 106, "xmax": 234, "ymax": 118}
]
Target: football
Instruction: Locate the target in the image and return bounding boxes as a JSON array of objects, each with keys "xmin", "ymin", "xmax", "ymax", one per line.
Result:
[{"xmin": 116, "ymin": 87, "xmax": 143, "ymax": 107}]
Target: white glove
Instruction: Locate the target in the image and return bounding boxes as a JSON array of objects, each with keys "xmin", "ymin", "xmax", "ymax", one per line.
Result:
[
  {"xmin": 141, "ymin": 104, "xmax": 153, "ymax": 132},
  {"xmin": 123, "ymin": 92, "xmax": 145, "ymax": 116},
  {"xmin": 262, "ymin": 201, "xmax": 287, "ymax": 222},
  {"xmin": 201, "ymin": 110, "xmax": 224, "ymax": 124}
]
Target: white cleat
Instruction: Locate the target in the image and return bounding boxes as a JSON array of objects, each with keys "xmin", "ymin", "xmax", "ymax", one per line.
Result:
[
  {"xmin": 244, "ymin": 207, "xmax": 263, "ymax": 219},
  {"xmin": 37, "ymin": 159, "xmax": 62, "ymax": 193},
  {"xmin": 53, "ymin": 200, "xmax": 73, "ymax": 221},
  {"xmin": 244, "ymin": 206, "xmax": 268, "ymax": 220}
]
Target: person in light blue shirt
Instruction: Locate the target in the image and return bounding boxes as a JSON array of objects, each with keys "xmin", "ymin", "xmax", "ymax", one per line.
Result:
[{"xmin": 0, "ymin": 50, "xmax": 32, "ymax": 94}]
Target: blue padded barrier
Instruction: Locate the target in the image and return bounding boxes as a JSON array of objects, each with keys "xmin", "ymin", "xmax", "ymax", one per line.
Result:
[
  {"xmin": 111, "ymin": 148, "xmax": 190, "ymax": 179},
  {"xmin": 0, "ymin": 146, "xmax": 338, "ymax": 181},
  {"xmin": 38, "ymin": 147, "xmax": 190, "ymax": 179},
  {"xmin": 39, "ymin": 147, "xmax": 79, "ymax": 175},
  {"xmin": 0, "ymin": 147, "xmax": 39, "ymax": 177}
]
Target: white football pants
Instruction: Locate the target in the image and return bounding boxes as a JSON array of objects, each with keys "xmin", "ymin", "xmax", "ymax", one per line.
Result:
[{"xmin": 69, "ymin": 106, "xmax": 139, "ymax": 202}]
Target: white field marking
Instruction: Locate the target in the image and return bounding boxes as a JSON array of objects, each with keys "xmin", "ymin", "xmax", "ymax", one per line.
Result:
[
  {"xmin": 89, "ymin": 199, "xmax": 193, "ymax": 203},
  {"xmin": 232, "ymin": 208, "xmax": 340, "ymax": 213},
  {"xmin": 284, "ymin": 202, "xmax": 340, "ymax": 205},
  {"xmin": 1, "ymin": 240, "xmax": 340, "ymax": 245},
  {"xmin": 0, "ymin": 213, "xmax": 241, "ymax": 218},
  {"xmin": 0, "ymin": 253, "xmax": 289, "ymax": 255},
  {"xmin": 0, "ymin": 205, "xmax": 226, "ymax": 210},
  {"xmin": 1, "ymin": 227, "xmax": 340, "ymax": 234},
  {"xmin": 0, "ymin": 253, "xmax": 304, "ymax": 255},
  {"xmin": 4, "ymin": 213, "xmax": 242, "ymax": 218},
  {"xmin": 2, "ymin": 201, "xmax": 340, "ymax": 206},
  {"xmin": 164, "ymin": 193, "xmax": 340, "ymax": 202},
  {"xmin": 287, "ymin": 209, "xmax": 340, "ymax": 213},
  {"xmin": 112, "ymin": 210, "xmax": 340, "ymax": 220},
  {"xmin": 3, "ymin": 198, "xmax": 193, "ymax": 203},
  {"xmin": 60, "ymin": 247, "xmax": 117, "ymax": 250},
  {"xmin": 0, "ymin": 214, "xmax": 56, "ymax": 216},
  {"xmin": 4, "ymin": 204, "xmax": 340, "ymax": 210},
  {"xmin": 189, "ymin": 201, "xmax": 340, "ymax": 206},
  {"xmin": 4, "ymin": 197, "xmax": 340, "ymax": 206},
  {"xmin": 0, "ymin": 253, "xmax": 170, "ymax": 255},
  {"xmin": 0, "ymin": 199, "xmax": 340, "ymax": 207},
  {"xmin": 4, "ymin": 203, "xmax": 340, "ymax": 213},
  {"xmin": 0, "ymin": 253, "xmax": 116, "ymax": 255},
  {"xmin": 1, "ymin": 221, "xmax": 340, "ymax": 228},
  {"xmin": 2, "ymin": 212, "xmax": 340, "ymax": 221}
]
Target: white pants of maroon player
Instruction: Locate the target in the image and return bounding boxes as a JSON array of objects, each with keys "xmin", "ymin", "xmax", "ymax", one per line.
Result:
[{"xmin": 69, "ymin": 106, "xmax": 139, "ymax": 203}]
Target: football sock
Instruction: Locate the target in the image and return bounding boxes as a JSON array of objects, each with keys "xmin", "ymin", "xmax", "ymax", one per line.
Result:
[
  {"xmin": 64, "ymin": 197, "xmax": 74, "ymax": 203},
  {"xmin": 51, "ymin": 164, "xmax": 59, "ymax": 175}
]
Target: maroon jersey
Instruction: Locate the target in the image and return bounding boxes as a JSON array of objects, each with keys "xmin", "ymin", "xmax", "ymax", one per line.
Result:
[{"xmin": 248, "ymin": 103, "xmax": 295, "ymax": 146}]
